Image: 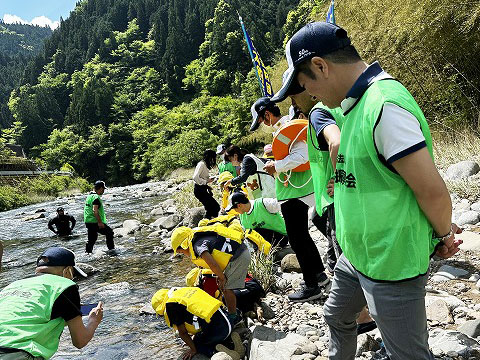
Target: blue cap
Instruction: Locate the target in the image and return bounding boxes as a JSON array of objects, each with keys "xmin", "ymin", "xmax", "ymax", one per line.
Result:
[
  {"xmin": 37, "ymin": 247, "xmax": 87, "ymax": 277},
  {"xmin": 271, "ymin": 22, "xmax": 351, "ymax": 102},
  {"xmin": 250, "ymin": 97, "xmax": 273, "ymax": 131}
]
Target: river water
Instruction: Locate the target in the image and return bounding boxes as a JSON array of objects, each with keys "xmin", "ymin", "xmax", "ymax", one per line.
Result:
[{"xmin": 0, "ymin": 182, "xmax": 193, "ymax": 359}]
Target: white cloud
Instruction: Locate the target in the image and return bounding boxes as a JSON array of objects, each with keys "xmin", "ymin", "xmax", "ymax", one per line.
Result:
[
  {"xmin": 31, "ymin": 16, "xmax": 59, "ymax": 30},
  {"xmin": 3, "ymin": 14, "xmax": 59, "ymax": 30}
]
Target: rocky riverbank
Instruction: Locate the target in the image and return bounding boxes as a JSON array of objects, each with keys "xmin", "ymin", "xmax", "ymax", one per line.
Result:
[{"xmin": 115, "ymin": 160, "xmax": 480, "ymax": 360}]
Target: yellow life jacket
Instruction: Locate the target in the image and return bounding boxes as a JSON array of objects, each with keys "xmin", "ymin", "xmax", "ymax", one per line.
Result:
[
  {"xmin": 221, "ymin": 187, "xmax": 250, "ymax": 212},
  {"xmin": 187, "ymin": 224, "xmax": 244, "ymax": 270},
  {"xmin": 185, "ymin": 268, "xmax": 214, "ymax": 287},
  {"xmin": 198, "ymin": 215, "xmax": 243, "ymax": 233},
  {"xmin": 162, "ymin": 287, "xmax": 223, "ymax": 334},
  {"xmin": 245, "ymin": 229, "xmax": 272, "ymax": 255}
]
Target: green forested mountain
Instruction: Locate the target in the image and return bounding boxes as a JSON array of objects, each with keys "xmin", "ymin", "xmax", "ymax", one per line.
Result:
[
  {"xmin": 5, "ymin": 0, "xmax": 299, "ymax": 184},
  {"xmin": 0, "ymin": 22, "xmax": 52, "ymax": 127}
]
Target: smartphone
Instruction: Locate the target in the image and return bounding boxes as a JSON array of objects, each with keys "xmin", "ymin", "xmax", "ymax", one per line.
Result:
[{"xmin": 80, "ymin": 303, "xmax": 98, "ymax": 316}]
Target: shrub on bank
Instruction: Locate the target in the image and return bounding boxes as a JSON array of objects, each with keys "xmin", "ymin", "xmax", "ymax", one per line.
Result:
[{"xmin": 0, "ymin": 175, "xmax": 90, "ymax": 211}]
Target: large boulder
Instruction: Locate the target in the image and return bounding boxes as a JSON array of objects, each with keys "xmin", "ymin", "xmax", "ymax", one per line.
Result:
[
  {"xmin": 22, "ymin": 213, "xmax": 45, "ymax": 221},
  {"xmin": 458, "ymin": 319, "xmax": 480, "ymax": 338},
  {"xmin": 281, "ymin": 254, "xmax": 302, "ymax": 273},
  {"xmin": 158, "ymin": 214, "xmax": 183, "ymax": 230},
  {"xmin": 428, "ymin": 329, "xmax": 480, "ymax": 357},
  {"xmin": 456, "ymin": 211, "xmax": 480, "ymax": 226},
  {"xmin": 445, "ymin": 161, "xmax": 480, "ymax": 180},
  {"xmin": 122, "ymin": 219, "xmax": 141, "ymax": 234},
  {"xmin": 249, "ymin": 326, "xmax": 316, "ymax": 360},
  {"xmin": 184, "ymin": 207, "xmax": 206, "ymax": 227}
]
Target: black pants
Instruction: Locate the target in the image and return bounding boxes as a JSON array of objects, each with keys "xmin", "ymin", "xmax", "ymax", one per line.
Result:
[
  {"xmin": 281, "ymin": 198, "xmax": 325, "ymax": 288},
  {"xmin": 85, "ymin": 223, "xmax": 115, "ymax": 253},
  {"xmin": 312, "ymin": 203, "xmax": 342, "ymax": 273},
  {"xmin": 193, "ymin": 308, "xmax": 231, "ymax": 356},
  {"xmin": 193, "ymin": 184, "xmax": 220, "ymax": 219},
  {"xmin": 255, "ymin": 227, "xmax": 289, "ymax": 248}
]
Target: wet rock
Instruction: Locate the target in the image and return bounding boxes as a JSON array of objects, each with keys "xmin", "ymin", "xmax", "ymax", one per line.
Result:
[
  {"xmin": 161, "ymin": 198, "xmax": 176, "ymax": 208},
  {"xmin": 76, "ymin": 263, "xmax": 99, "ymax": 276},
  {"xmin": 147, "ymin": 230, "xmax": 162, "ymax": 239},
  {"xmin": 426, "ymin": 299, "xmax": 452, "ymax": 324},
  {"xmin": 165, "ymin": 206, "xmax": 177, "ymax": 214},
  {"xmin": 356, "ymin": 334, "xmax": 380, "ymax": 356},
  {"xmin": 458, "ymin": 319, "xmax": 480, "ymax": 338},
  {"xmin": 22, "ymin": 213, "xmax": 45, "ymax": 221},
  {"xmin": 35, "ymin": 208, "xmax": 46, "ymax": 213},
  {"xmin": 122, "ymin": 219, "xmax": 140, "ymax": 234},
  {"xmin": 281, "ymin": 254, "xmax": 301, "ymax": 273},
  {"xmin": 431, "ymin": 265, "xmax": 469, "ymax": 282},
  {"xmin": 150, "ymin": 207, "xmax": 164, "ymax": 216},
  {"xmin": 457, "ymin": 211, "xmax": 480, "ymax": 226},
  {"xmin": 445, "ymin": 161, "xmax": 480, "ymax": 180},
  {"xmin": 143, "ymin": 187, "xmax": 151, "ymax": 192},
  {"xmin": 139, "ymin": 302, "xmax": 156, "ymax": 315},
  {"xmin": 98, "ymin": 282, "xmax": 131, "ymax": 298},
  {"xmin": 428, "ymin": 329, "xmax": 480, "ymax": 357},
  {"xmin": 158, "ymin": 214, "xmax": 183, "ymax": 230},
  {"xmin": 113, "ymin": 227, "xmax": 130, "ymax": 238},
  {"xmin": 184, "ymin": 206, "xmax": 206, "ymax": 227},
  {"xmin": 151, "ymin": 217, "xmax": 166, "ymax": 227}
]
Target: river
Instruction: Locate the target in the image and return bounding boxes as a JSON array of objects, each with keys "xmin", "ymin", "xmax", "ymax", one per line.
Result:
[{"xmin": 0, "ymin": 181, "xmax": 193, "ymax": 359}]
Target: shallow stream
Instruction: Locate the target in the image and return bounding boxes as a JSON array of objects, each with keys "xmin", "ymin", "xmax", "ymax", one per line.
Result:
[{"xmin": 0, "ymin": 182, "xmax": 192, "ymax": 359}]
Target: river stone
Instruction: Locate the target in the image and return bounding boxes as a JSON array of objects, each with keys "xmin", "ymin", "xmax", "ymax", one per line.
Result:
[
  {"xmin": 281, "ymin": 254, "xmax": 301, "ymax": 273},
  {"xmin": 139, "ymin": 302, "xmax": 156, "ymax": 315},
  {"xmin": 457, "ymin": 211, "xmax": 480, "ymax": 226},
  {"xmin": 455, "ymin": 198, "xmax": 472, "ymax": 211},
  {"xmin": 425, "ymin": 294, "xmax": 466, "ymax": 311},
  {"xmin": 35, "ymin": 208, "xmax": 46, "ymax": 213},
  {"xmin": 147, "ymin": 230, "xmax": 162, "ymax": 238},
  {"xmin": 428, "ymin": 329, "xmax": 480, "ymax": 357},
  {"xmin": 150, "ymin": 207, "xmax": 164, "ymax": 216},
  {"xmin": 458, "ymin": 231, "xmax": 480, "ymax": 251},
  {"xmin": 458, "ymin": 319, "xmax": 480, "ymax": 338},
  {"xmin": 471, "ymin": 201, "xmax": 480, "ymax": 212},
  {"xmin": 151, "ymin": 217, "xmax": 167, "ymax": 227},
  {"xmin": 76, "ymin": 263, "xmax": 99, "ymax": 276},
  {"xmin": 259, "ymin": 301, "xmax": 275, "ymax": 320},
  {"xmin": 161, "ymin": 198, "xmax": 175, "ymax": 208},
  {"xmin": 445, "ymin": 161, "xmax": 480, "ymax": 180},
  {"xmin": 426, "ymin": 299, "xmax": 452, "ymax": 324},
  {"xmin": 122, "ymin": 219, "xmax": 140, "ymax": 233},
  {"xmin": 184, "ymin": 206, "xmax": 206, "ymax": 227},
  {"xmin": 295, "ymin": 324, "xmax": 318, "ymax": 337},
  {"xmin": 356, "ymin": 334, "xmax": 380, "ymax": 356},
  {"xmin": 435, "ymin": 265, "xmax": 469, "ymax": 280},
  {"xmin": 210, "ymin": 353, "xmax": 233, "ymax": 360},
  {"xmin": 273, "ymin": 246, "xmax": 295, "ymax": 263},
  {"xmin": 250, "ymin": 325, "xmax": 311, "ymax": 360},
  {"xmin": 98, "ymin": 282, "xmax": 131, "ymax": 298},
  {"xmin": 158, "ymin": 214, "xmax": 182, "ymax": 230},
  {"xmin": 22, "ymin": 213, "xmax": 45, "ymax": 221},
  {"xmin": 113, "ymin": 227, "xmax": 130, "ymax": 238}
]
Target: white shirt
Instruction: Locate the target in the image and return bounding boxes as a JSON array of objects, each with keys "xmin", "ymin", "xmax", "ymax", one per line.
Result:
[
  {"xmin": 247, "ymin": 198, "xmax": 281, "ymax": 215},
  {"xmin": 193, "ymin": 161, "xmax": 210, "ymax": 185}
]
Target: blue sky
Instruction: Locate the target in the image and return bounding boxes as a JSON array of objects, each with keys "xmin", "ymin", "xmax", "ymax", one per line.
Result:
[{"xmin": 0, "ymin": 0, "xmax": 78, "ymax": 29}]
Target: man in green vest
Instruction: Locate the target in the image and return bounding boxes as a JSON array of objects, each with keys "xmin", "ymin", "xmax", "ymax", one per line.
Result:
[
  {"xmin": 282, "ymin": 22, "xmax": 462, "ymax": 359},
  {"xmin": 250, "ymin": 97, "xmax": 330, "ymax": 302},
  {"xmin": 84, "ymin": 180, "xmax": 115, "ymax": 254},
  {"xmin": 0, "ymin": 247, "xmax": 103, "ymax": 359},
  {"xmin": 226, "ymin": 191, "xmax": 289, "ymax": 248}
]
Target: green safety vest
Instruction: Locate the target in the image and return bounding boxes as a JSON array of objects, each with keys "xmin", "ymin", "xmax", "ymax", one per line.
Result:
[
  {"xmin": 335, "ymin": 79, "xmax": 438, "ymax": 281},
  {"xmin": 239, "ymin": 198, "xmax": 287, "ymax": 235},
  {"xmin": 84, "ymin": 193, "xmax": 107, "ymax": 224},
  {"xmin": 307, "ymin": 103, "xmax": 344, "ymax": 216},
  {"xmin": 218, "ymin": 161, "xmax": 236, "ymax": 177},
  {"xmin": 0, "ymin": 274, "xmax": 76, "ymax": 359}
]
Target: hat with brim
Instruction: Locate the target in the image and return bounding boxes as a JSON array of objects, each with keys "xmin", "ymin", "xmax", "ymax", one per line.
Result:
[
  {"xmin": 36, "ymin": 247, "xmax": 87, "ymax": 278},
  {"xmin": 250, "ymin": 97, "xmax": 272, "ymax": 132},
  {"xmin": 225, "ymin": 191, "xmax": 249, "ymax": 212},
  {"xmin": 271, "ymin": 67, "xmax": 305, "ymax": 103},
  {"xmin": 171, "ymin": 227, "xmax": 194, "ymax": 255}
]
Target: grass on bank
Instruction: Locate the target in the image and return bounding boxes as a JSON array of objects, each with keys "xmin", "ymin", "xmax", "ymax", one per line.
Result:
[{"xmin": 0, "ymin": 175, "xmax": 90, "ymax": 211}]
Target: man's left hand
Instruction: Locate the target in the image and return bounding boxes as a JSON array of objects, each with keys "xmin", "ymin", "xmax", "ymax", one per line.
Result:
[
  {"xmin": 435, "ymin": 223, "xmax": 463, "ymax": 259},
  {"xmin": 182, "ymin": 349, "xmax": 197, "ymax": 360},
  {"xmin": 263, "ymin": 161, "xmax": 276, "ymax": 176}
]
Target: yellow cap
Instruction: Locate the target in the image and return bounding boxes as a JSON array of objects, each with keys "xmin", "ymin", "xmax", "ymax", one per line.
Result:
[
  {"xmin": 171, "ymin": 226, "xmax": 194, "ymax": 255},
  {"xmin": 151, "ymin": 289, "xmax": 169, "ymax": 315},
  {"xmin": 218, "ymin": 171, "xmax": 234, "ymax": 185}
]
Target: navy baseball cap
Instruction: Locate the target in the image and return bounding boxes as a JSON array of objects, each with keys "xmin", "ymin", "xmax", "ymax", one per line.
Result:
[
  {"xmin": 271, "ymin": 22, "xmax": 351, "ymax": 102},
  {"xmin": 37, "ymin": 247, "xmax": 87, "ymax": 278},
  {"xmin": 250, "ymin": 97, "xmax": 273, "ymax": 131},
  {"xmin": 225, "ymin": 192, "xmax": 249, "ymax": 212},
  {"xmin": 94, "ymin": 180, "xmax": 106, "ymax": 190}
]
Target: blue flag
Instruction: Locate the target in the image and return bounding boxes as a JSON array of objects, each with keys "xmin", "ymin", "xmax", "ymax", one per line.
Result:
[
  {"xmin": 326, "ymin": 0, "xmax": 335, "ymax": 24},
  {"xmin": 239, "ymin": 15, "xmax": 273, "ymax": 98}
]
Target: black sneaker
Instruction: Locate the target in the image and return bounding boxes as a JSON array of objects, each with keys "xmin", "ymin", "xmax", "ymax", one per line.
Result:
[
  {"xmin": 288, "ymin": 285, "xmax": 324, "ymax": 302},
  {"xmin": 357, "ymin": 320, "xmax": 377, "ymax": 334}
]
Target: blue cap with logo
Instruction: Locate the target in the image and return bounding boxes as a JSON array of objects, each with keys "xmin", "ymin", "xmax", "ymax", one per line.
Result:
[
  {"xmin": 271, "ymin": 22, "xmax": 351, "ymax": 102},
  {"xmin": 37, "ymin": 247, "xmax": 87, "ymax": 278}
]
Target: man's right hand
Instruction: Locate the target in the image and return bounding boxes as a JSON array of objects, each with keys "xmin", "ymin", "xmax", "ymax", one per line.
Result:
[
  {"xmin": 217, "ymin": 274, "xmax": 227, "ymax": 291},
  {"xmin": 435, "ymin": 223, "xmax": 463, "ymax": 259},
  {"xmin": 88, "ymin": 301, "xmax": 104, "ymax": 324},
  {"xmin": 327, "ymin": 178, "xmax": 335, "ymax": 197},
  {"xmin": 98, "ymin": 222, "xmax": 105, "ymax": 229}
]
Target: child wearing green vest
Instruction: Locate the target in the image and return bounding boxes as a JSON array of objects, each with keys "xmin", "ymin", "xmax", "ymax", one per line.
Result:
[
  {"xmin": 226, "ymin": 192, "xmax": 289, "ymax": 248},
  {"xmin": 0, "ymin": 247, "xmax": 103, "ymax": 359},
  {"xmin": 281, "ymin": 21, "xmax": 462, "ymax": 360}
]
